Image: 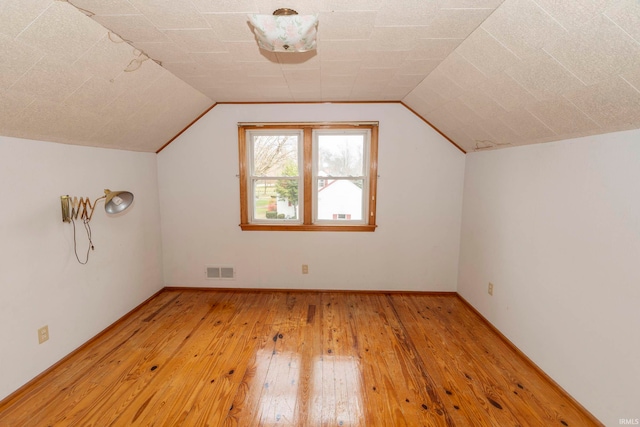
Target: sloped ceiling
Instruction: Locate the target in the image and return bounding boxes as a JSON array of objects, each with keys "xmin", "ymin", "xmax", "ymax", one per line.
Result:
[{"xmin": 1, "ymin": 0, "xmax": 639, "ymax": 153}]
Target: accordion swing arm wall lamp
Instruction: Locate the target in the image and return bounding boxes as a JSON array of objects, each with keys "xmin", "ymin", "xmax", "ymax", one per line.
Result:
[{"xmin": 60, "ymin": 189, "xmax": 134, "ymax": 264}]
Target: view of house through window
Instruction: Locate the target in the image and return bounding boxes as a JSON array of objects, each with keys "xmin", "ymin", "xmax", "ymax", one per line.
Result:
[
  {"xmin": 315, "ymin": 132, "xmax": 365, "ymax": 222},
  {"xmin": 238, "ymin": 123, "xmax": 378, "ymax": 231}
]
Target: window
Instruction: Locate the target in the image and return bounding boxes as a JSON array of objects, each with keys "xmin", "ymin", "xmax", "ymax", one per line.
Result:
[{"xmin": 238, "ymin": 122, "xmax": 378, "ymax": 231}]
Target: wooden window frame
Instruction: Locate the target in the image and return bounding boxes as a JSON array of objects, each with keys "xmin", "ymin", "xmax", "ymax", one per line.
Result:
[{"xmin": 238, "ymin": 122, "xmax": 378, "ymax": 232}]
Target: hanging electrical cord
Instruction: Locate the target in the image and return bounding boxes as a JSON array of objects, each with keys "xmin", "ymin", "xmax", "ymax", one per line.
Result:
[{"xmin": 71, "ymin": 217, "xmax": 94, "ymax": 264}]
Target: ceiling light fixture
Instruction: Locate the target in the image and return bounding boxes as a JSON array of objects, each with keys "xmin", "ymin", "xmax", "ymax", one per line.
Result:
[
  {"xmin": 248, "ymin": 8, "xmax": 318, "ymax": 52},
  {"xmin": 60, "ymin": 189, "xmax": 134, "ymax": 264}
]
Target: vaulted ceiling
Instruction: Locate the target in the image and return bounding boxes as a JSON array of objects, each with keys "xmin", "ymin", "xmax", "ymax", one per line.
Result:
[{"xmin": 1, "ymin": 0, "xmax": 639, "ymax": 153}]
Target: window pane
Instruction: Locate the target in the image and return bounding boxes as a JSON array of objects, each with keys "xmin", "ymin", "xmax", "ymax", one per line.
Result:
[
  {"xmin": 252, "ymin": 134, "xmax": 299, "ymax": 177},
  {"xmin": 253, "ymin": 179, "xmax": 299, "ymax": 220},
  {"xmin": 317, "ymin": 134, "xmax": 364, "ymax": 177},
  {"xmin": 316, "ymin": 179, "xmax": 363, "ymax": 220}
]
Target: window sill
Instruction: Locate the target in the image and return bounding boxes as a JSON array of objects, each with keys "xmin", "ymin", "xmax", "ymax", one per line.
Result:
[{"xmin": 239, "ymin": 224, "xmax": 377, "ymax": 232}]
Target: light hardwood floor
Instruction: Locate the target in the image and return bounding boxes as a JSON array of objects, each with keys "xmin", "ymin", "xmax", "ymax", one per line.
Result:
[{"xmin": 0, "ymin": 289, "xmax": 601, "ymax": 426}]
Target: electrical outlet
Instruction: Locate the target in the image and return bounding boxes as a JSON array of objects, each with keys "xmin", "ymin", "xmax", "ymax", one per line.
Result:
[
  {"xmin": 488, "ymin": 282, "xmax": 494, "ymax": 296},
  {"xmin": 302, "ymin": 264, "xmax": 309, "ymax": 274},
  {"xmin": 38, "ymin": 325, "xmax": 49, "ymax": 344}
]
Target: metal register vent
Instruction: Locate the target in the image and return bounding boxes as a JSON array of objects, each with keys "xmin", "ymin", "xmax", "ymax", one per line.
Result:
[{"xmin": 206, "ymin": 266, "xmax": 235, "ymax": 280}]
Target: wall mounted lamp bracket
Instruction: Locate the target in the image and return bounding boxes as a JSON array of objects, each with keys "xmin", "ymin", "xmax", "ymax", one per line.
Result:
[{"xmin": 60, "ymin": 189, "xmax": 134, "ymax": 223}]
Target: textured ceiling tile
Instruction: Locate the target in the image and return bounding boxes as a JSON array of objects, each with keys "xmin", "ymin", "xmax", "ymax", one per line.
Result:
[
  {"xmin": 62, "ymin": 76, "xmax": 128, "ymax": 114},
  {"xmin": 10, "ymin": 56, "xmax": 90, "ymax": 103},
  {"xmin": 533, "ymin": 0, "xmax": 610, "ymax": 32},
  {"xmin": 455, "ymin": 28, "xmax": 519, "ymax": 76},
  {"xmin": 14, "ymin": 99, "xmax": 110, "ymax": 143},
  {"xmin": 126, "ymin": 0, "xmax": 210, "ymax": 29},
  {"xmin": 460, "ymin": 122, "xmax": 502, "ymax": 148},
  {"xmin": 321, "ymin": 60, "xmax": 362, "ymax": 76},
  {"xmin": 375, "ymin": 0, "xmax": 438, "ymax": 26},
  {"xmin": 442, "ymin": 97, "xmax": 487, "ymax": 125},
  {"xmin": 505, "ymin": 50, "xmax": 585, "ymax": 101},
  {"xmin": 319, "ymin": 40, "xmax": 371, "ymax": 60},
  {"xmin": 246, "ymin": 74, "xmax": 289, "ymax": 86},
  {"xmin": 0, "ymin": 0, "xmax": 53, "ymax": 38},
  {"xmin": 74, "ymin": 33, "xmax": 145, "ymax": 80},
  {"xmin": 276, "ymin": 51, "xmax": 320, "ymax": 68},
  {"xmin": 355, "ymin": 68, "xmax": 396, "ymax": 83},
  {"xmin": 100, "ymin": 60, "xmax": 164, "ymax": 119},
  {"xmin": 0, "ymin": 34, "xmax": 45, "ymax": 91},
  {"xmin": 164, "ymin": 29, "xmax": 227, "ymax": 53},
  {"xmin": 240, "ymin": 61, "xmax": 285, "ymax": 76},
  {"xmin": 190, "ymin": 51, "xmax": 234, "ymax": 68},
  {"xmin": 543, "ymin": 14, "xmax": 640, "ymax": 86},
  {"xmin": 361, "ymin": 51, "xmax": 408, "ymax": 68},
  {"xmin": 318, "ymin": 11, "xmax": 376, "ymax": 39},
  {"xmin": 436, "ymin": 53, "xmax": 487, "ymax": 91},
  {"xmin": 181, "ymin": 74, "xmax": 240, "ymax": 88},
  {"xmin": 498, "ymin": 108, "xmax": 555, "ymax": 140},
  {"xmin": 481, "ymin": 0, "xmax": 566, "ymax": 59},
  {"xmin": 223, "ymin": 41, "xmax": 277, "ymax": 62},
  {"xmin": 476, "ymin": 72, "xmax": 537, "ymax": 111},
  {"xmin": 382, "ymin": 86, "xmax": 413, "ymax": 99},
  {"xmin": 162, "ymin": 61, "xmax": 215, "ymax": 76},
  {"xmin": 203, "ymin": 13, "xmax": 256, "ymax": 42},
  {"xmin": 0, "ymin": 89, "xmax": 35, "ymax": 130},
  {"xmin": 397, "ymin": 59, "xmax": 440, "ymax": 75},
  {"xmin": 322, "ymin": 74, "xmax": 358, "ymax": 87},
  {"xmin": 321, "ymin": 88, "xmax": 354, "ymax": 101},
  {"xmin": 252, "ymin": 86, "xmax": 293, "ymax": 101},
  {"xmin": 89, "ymin": 119, "xmax": 144, "ymax": 148},
  {"xmin": 283, "ymin": 69, "xmax": 322, "ymax": 83},
  {"xmin": 133, "ymin": 42, "xmax": 192, "ymax": 63},
  {"xmin": 367, "ymin": 26, "xmax": 425, "ymax": 51},
  {"xmin": 197, "ymin": 87, "xmax": 235, "ymax": 101},
  {"xmin": 16, "ymin": 1, "xmax": 106, "ymax": 62},
  {"xmin": 404, "ymin": 88, "xmax": 448, "ymax": 113},
  {"xmin": 349, "ymin": 89, "xmax": 386, "ymax": 101},
  {"xmin": 564, "ymin": 77, "xmax": 640, "ymax": 128},
  {"xmin": 478, "ymin": 116, "xmax": 520, "ymax": 145},
  {"xmin": 425, "ymin": 108, "xmax": 476, "ymax": 147},
  {"xmin": 605, "ymin": 0, "xmax": 640, "ymax": 43},
  {"xmin": 412, "ymin": 38, "xmax": 464, "ymax": 60},
  {"xmin": 92, "ymin": 15, "xmax": 169, "ymax": 43},
  {"xmin": 441, "ymin": 97, "xmax": 517, "ymax": 146},
  {"xmin": 190, "ymin": 0, "xmax": 258, "ymax": 14},
  {"xmin": 421, "ymin": 8, "xmax": 494, "ymax": 38},
  {"xmin": 458, "ymin": 89, "xmax": 508, "ymax": 120},
  {"xmin": 390, "ymin": 74, "xmax": 428, "ymax": 87},
  {"xmin": 437, "ymin": 0, "xmax": 504, "ymax": 7},
  {"xmin": 527, "ymin": 97, "xmax": 600, "ymax": 135},
  {"xmin": 621, "ymin": 67, "xmax": 640, "ymax": 93},
  {"xmin": 326, "ymin": 0, "xmax": 385, "ymax": 11},
  {"xmin": 68, "ymin": 0, "xmax": 140, "ymax": 16},
  {"xmin": 417, "ymin": 69, "xmax": 465, "ymax": 101}
]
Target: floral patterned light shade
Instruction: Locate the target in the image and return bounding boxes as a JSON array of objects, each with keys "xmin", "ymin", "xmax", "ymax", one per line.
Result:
[{"xmin": 248, "ymin": 13, "xmax": 318, "ymax": 52}]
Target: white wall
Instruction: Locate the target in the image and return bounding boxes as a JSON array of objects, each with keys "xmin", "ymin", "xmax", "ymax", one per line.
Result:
[
  {"xmin": 158, "ymin": 103, "xmax": 465, "ymax": 291},
  {"xmin": 458, "ymin": 130, "xmax": 640, "ymax": 426},
  {"xmin": 0, "ymin": 136, "xmax": 164, "ymax": 401}
]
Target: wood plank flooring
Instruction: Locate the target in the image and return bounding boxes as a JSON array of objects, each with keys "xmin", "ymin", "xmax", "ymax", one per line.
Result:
[{"xmin": 0, "ymin": 289, "xmax": 601, "ymax": 426}]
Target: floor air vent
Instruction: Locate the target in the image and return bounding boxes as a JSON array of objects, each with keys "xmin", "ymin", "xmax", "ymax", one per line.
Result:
[{"xmin": 206, "ymin": 266, "xmax": 235, "ymax": 280}]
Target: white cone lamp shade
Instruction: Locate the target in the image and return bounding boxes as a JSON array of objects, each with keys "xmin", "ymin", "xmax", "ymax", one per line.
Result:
[{"xmin": 248, "ymin": 13, "xmax": 318, "ymax": 52}]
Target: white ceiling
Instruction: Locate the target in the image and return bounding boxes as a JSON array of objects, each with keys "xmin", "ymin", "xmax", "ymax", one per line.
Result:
[{"xmin": 1, "ymin": 0, "xmax": 639, "ymax": 153}]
